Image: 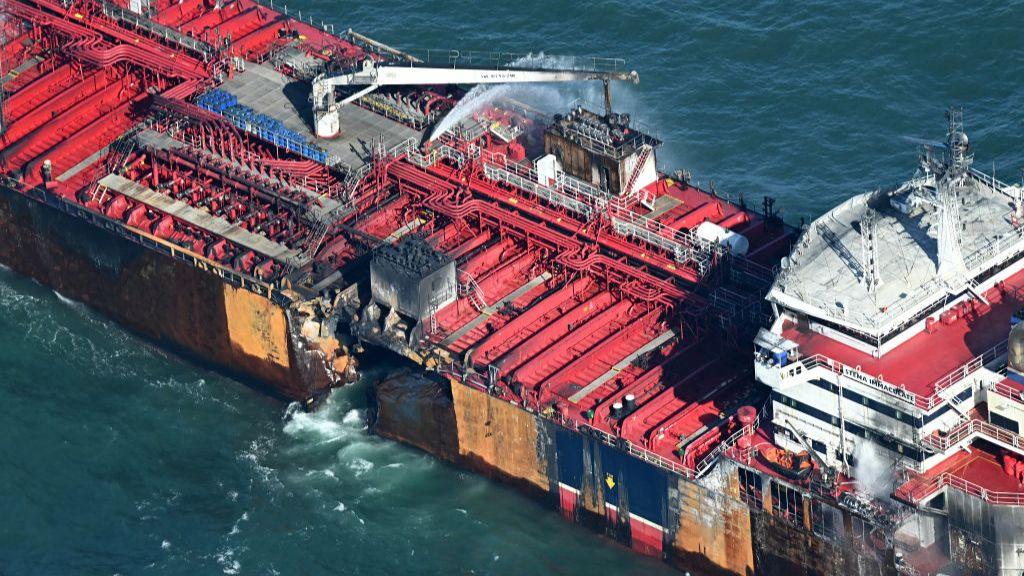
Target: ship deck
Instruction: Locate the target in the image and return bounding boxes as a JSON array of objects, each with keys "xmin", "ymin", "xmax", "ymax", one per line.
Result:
[
  {"xmin": 0, "ymin": 0, "xmax": 797, "ymax": 478},
  {"xmin": 781, "ymin": 264, "xmax": 1024, "ymax": 402},
  {"xmin": 770, "ymin": 170, "xmax": 1023, "ymax": 339},
  {"xmin": 896, "ymin": 439, "xmax": 1024, "ymax": 506},
  {"xmin": 219, "ymin": 62, "xmax": 423, "ymax": 171},
  {"xmin": 386, "ymin": 155, "xmax": 787, "ymax": 468}
]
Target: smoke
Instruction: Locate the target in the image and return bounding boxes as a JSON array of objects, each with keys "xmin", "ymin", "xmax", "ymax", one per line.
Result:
[
  {"xmin": 852, "ymin": 439, "xmax": 895, "ymax": 499},
  {"xmin": 427, "ymin": 52, "xmax": 638, "ymax": 142}
]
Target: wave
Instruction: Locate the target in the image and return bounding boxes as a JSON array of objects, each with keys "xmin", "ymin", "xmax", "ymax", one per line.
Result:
[{"xmin": 215, "ymin": 547, "xmax": 242, "ymax": 575}]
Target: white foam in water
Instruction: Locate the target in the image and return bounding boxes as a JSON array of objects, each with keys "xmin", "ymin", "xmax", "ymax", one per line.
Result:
[
  {"xmin": 228, "ymin": 512, "xmax": 249, "ymax": 536},
  {"xmin": 347, "ymin": 457, "xmax": 374, "ymax": 477},
  {"xmin": 341, "ymin": 408, "xmax": 365, "ymax": 427},
  {"xmin": 238, "ymin": 437, "xmax": 282, "ymax": 492},
  {"xmin": 282, "ymin": 401, "xmax": 302, "ymax": 422},
  {"xmin": 161, "ymin": 540, "xmax": 171, "ymax": 550},
  {"xmin": 53, "ymin": 290, "xmax": 78, "ymax": 307},
  {"xmin": 283, "ymin": 406, "xmax": 346, "ymax": 442},
  {"xmin": 215, "ymin": 548, "xmax": 241, "ymax": 575}
]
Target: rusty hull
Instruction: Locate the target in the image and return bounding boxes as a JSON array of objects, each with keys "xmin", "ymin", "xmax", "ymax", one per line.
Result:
[{"xmin": 0, "ymin": 183, "xmax": 354, "ymax": 403}]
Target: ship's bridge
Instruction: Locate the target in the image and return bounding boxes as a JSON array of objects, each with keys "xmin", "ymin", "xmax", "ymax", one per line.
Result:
[
  {"xmin": 769, "ymin": 151, "xmax": 1024, "ymax": 347},
  {"xmin": 753, "ymin": 112, "xmax": 1024, "ymax": 488}
]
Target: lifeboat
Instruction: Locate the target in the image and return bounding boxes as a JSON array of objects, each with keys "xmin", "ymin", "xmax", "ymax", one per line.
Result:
[{"xmin": 758, "ymin": 444, "xmax": 814, "ymax": 482}]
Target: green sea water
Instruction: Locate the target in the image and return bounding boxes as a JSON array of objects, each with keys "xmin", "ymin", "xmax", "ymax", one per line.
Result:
[{"xmin": 3, "ymin": 1, "xmax": 1024, "ymax": 574}]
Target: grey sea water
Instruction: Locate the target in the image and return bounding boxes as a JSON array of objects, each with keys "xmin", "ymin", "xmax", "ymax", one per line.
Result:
[{"xmin": 2, "ymin": 1, "xmax": 1024, "ymax": 574}]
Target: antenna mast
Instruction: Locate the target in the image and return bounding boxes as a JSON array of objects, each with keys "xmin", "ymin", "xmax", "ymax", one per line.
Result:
[
  {"xmin": 936, "ymin": 108, "xmax": 970, "ymax": 281},
  {"xmin": 860, "ymin": 207, "xmax": 881, "ymax": 294}
]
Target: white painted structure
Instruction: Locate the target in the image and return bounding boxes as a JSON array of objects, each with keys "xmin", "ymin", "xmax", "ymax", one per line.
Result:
[
  {"xmin": 310, "ymin": 59, "xmax": 639, "ymax": 138},
  {"xmin": 755, "ymin": 114, "xmax": 1024, "ymax": 481}
]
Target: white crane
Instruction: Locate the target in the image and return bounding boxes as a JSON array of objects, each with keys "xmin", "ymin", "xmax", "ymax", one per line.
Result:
[{"xmin": 311, "ymin": 58, "xmax": 639, "ymax": 138}]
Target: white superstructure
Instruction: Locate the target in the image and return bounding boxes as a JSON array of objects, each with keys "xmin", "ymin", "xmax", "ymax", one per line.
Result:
[{"xmin": 755, "ymin": 110, "xmax": 1024, "ymax": 477}]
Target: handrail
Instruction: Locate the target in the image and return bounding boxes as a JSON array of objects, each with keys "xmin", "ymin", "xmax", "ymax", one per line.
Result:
[
  {"xmin": 475, "ymin": 145, "xmax": 720, "ymax": 272},
  {"xmin": 779, "ymin": 354, "xmax": 924, "ymax": 407},
  {"xmin": 921, "ymin": 417, "xmax": 1024, "ymax": 454},
  {"xmin": 898, "ymin": 471, "xmax": 1024, "ymax": 506},
  {"xmin": 456, "ymin": 268, "xmax": 488, "ymax": 310},
  {"xmin": 992, "ymin": 378, "xmax": 1024, "ymax": 404},
  {"xmin": 516, "ymin": 405, "xmax": 694, "ymax": 477},
  {"xmin": 930, "ymin": 339, "xmax": 1008, "ymax": 399},
  {"xmin": 693, "ymin": 414, "xmax": 758, "ymax": 477},
  {"xmin": 780, "ymin": 337, "xmax": 1008, "ymax": 411}
]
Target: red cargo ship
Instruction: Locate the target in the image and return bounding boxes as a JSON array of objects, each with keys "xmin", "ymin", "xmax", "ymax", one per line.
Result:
[{"xmin": 1, "ymin": 0, "xmax": 1009, "ymax": 573}]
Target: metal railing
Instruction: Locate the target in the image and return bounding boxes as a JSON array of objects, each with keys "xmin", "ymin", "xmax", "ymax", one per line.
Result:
[
  {"xmin": 624, "ymin": 440, "xmax": 694, "ymax": 476},
  {"xmin": 483, "ymin": 164, "xmax": 593, "ymax": 220},
  {"xmin": 399, "ymin": 50, "xmax": 628, "ymax": 73},
  {"xmin": 897, "ymin": 471, "xmax": 1024, "ymax": 506},
  {"xmin": 574, "ymin": 422, "xmax": 694, "ymax": 477},
  {"xmin": 779, "ymin": 337, "xmax": 1007, "ymax": 411},
  {"xmin": 693, "ymin": 417, "xmax": 758, "ymax": 478},
  {"xmin": 99, "ymin": 1, "xmax": 214, "ymax": 59},
  {"xmin": 475, "ymin": 145, "xmax": 719, "ymax": 273},
  {"xmin": 991, "ymin": 378, "xmax": 1024, "ymax": 404},
  {"xmin": 555, "ymin": 171, "xmax": 612, "ymax": 203},
  {"xmin": 456, "ymin": 268, "xmax": 488, "ymax": 311},
  {"xmin": 249, "ymin": 0, "xmax": 341, "ymax": 37},
  {"xmin": 921, "ymin": 417, "xmax": 1024, "ymax": 454},
  {"xmin": 609, "ymin": 208, "xmax": 716, "ymax": 275},
  {"xmin": 929, "ymin": 338, "xmax": 1008, "ymax": 400}
]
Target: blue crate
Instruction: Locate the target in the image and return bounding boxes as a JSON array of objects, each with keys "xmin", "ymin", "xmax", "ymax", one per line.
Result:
[{"xmin": 193, "ymin": 94, "xmax": 330, "ymax": 164}]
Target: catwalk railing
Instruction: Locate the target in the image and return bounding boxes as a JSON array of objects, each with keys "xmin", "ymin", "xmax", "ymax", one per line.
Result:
[
  {"xmin": 437, "ymin": 360, "xmax": 698, "ymax": 478},
  {"xmin": 896, "ymin": 471, "xmax": 1024, "ymax": 506},
  {"xmin": 571, "ymin": 420, "xmax": 696, "ymax": 477},
  {"xmin": 775, "ymin": 337, "xmax": 1008, "ymax": 411},
  {"xmin": 920, "ymin": 417, "xmax": 1024, "ymax": 455},
  {"xmin": 692, "ymin": 414, "xmax": 759, "ymax": 478},
  {"xmin": 443, "ymin": 143, "xmax": 723, "ymax": 275}
]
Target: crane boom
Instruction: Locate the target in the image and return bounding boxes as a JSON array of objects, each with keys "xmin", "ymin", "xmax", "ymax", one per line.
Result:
[{"xmin": 311, "ymin": 58, "xmax": 639, "ymax": 138}]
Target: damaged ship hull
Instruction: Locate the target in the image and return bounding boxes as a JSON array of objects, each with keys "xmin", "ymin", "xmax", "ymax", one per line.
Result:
[
  {"xmin": 0, "ymin": 182, "xmax": 354, "ymax": 404},
  {"xmin": 369, "ymin": 370, "xmax": 898, "ymax": 576}
]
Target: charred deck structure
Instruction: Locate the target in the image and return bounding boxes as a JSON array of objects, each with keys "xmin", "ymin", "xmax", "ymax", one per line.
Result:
[{"xmin": 0, "ymin": 0, "xmax": 1006, "ymax": 573}]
